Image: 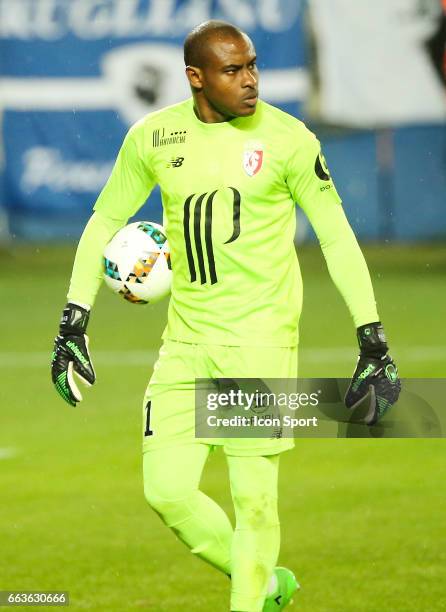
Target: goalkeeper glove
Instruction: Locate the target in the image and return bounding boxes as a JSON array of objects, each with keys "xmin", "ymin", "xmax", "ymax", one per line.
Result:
[
  {"xmin": 51, "ymin": 303, "xmax": 96, "ymax": 406},
  {"xmin": 345, "ymin": 322, "xmax": 401, "ymax": 425}
]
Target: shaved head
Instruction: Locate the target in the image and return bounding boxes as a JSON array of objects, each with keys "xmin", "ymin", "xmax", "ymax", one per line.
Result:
[
  {"xmin": 184, "ymin": 20, "xmax": 258, "ymax": 122},
  {"xmin": 184, "ymin": 20, "xmax": 245, "ymax": 67}
]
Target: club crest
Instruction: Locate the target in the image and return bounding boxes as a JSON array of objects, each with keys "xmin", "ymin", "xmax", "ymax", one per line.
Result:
[{"xmin": 243, "ymin": 149, "xmax": 263, "ymax": 176}]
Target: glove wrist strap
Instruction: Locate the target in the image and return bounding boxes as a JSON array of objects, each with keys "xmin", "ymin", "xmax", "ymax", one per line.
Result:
[
  {"xmin": 59, "ymin": 302, "xmax": 90, "ymax": 336},
  {"xmin": 357, "ymin": 322, "xmax": 388, "ymax": 358}
]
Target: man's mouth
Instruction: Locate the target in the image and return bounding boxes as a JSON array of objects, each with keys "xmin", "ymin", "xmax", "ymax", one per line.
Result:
[{"xmin": 243, "ymin": 93, "xmax": 258, "ymax": 104}]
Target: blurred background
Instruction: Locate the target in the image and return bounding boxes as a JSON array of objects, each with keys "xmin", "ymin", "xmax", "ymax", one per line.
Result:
[
  {"xmin": 0, "ymin": 0, "xmax": 445, "ymax": 241},
  {"xmin": 1, "ymin": 2, "xmax": 445, "ymax": 611}
]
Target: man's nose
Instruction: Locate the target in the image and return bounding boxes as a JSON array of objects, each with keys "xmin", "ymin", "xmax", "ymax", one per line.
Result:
[{"xmin": 241, "ymin": 67, "xmax": 257, "ymax": 87}]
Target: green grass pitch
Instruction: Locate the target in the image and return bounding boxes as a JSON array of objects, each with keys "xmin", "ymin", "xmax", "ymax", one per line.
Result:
[{"xmin": 0, "ymin": 243, "xmax": 445, "ymax": 611}]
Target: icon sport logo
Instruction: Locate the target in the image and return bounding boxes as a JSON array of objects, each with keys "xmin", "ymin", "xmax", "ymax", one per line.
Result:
[{"xmin": 243, "ymin": 143, "xmax": 264, "ymax": 176}]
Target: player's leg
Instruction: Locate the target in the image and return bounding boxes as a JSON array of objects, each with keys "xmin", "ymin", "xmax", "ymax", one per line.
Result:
[
  {"xmin": 143, "ymin": 443, "xmax": 233, "ymax": 574},
  {"xmin": 213, "ymin": 344, "xmax": 299, "ymax": 611},
  {"xmin": 227, "ymin": 453, "xmax": 280, "ymax": 612},
  {"xmin": 142, "ymin": 340, "xmax": 233, "ymax": 575}
]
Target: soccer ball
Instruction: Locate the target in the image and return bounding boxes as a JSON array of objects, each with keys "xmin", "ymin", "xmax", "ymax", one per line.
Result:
[{"xmin": 103, "ymin": 221, "xmax": 172, "ymax": 304}]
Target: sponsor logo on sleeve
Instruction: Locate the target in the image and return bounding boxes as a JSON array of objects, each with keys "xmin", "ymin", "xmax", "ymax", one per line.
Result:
[{"xmin": 314, "ymin": 152, "xmax": 331, "ymax": 181}]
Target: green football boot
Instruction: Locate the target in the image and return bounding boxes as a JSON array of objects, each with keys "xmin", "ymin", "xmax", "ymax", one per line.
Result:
[{"xmin": 262, "ymin": 567, "xmax": 300, "ymax": 611}]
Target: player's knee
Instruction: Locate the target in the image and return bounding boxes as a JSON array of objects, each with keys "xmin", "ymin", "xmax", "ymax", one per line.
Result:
[
  {"xmin": 145, "ymin": 491, "xmax": 179, "ymax": 523},
  {"xmin": 232, "ymin": 491, "xmax": 279, "ymax": 530},
  {"xmin": 144, "ymin": 479, "xmax": 174, "ymax": 511},
  {"xmin": 143, "ymin": 482, "xmax": 162, "ymax": 512},
  {"xmin": 143, "ymin": 479, "xmax": 193, "ymax": 525}
]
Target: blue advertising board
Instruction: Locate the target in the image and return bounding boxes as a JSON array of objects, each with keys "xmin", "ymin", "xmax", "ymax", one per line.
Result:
[
  {"xmin": 0, "ymin": 0, "xmax": 445, "ymax": 241},
  {"xmin": 0, "ymin": 0, "xmax": 307, "ymax": 239}
]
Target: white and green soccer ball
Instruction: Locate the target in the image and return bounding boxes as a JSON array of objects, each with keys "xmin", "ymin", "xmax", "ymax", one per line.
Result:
[{"xmin": 103, "ymin": 221, "xmax": 172, "ymax": 304}]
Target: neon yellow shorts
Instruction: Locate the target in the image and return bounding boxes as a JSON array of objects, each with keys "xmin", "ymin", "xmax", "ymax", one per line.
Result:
[{"xmin": 142, "ymin": 339, "xmax": 297, "ymax": 457}]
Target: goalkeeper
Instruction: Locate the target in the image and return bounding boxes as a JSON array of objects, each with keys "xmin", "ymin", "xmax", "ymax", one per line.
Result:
[{"xmin": 51, "ymin": 20, "xmax": 401, "ymax": 612}]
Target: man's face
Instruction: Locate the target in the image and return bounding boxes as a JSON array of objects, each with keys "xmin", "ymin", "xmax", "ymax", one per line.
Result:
[{"xmin": 193, "ymin": 33, "xmax": 259, "ymax": 119}]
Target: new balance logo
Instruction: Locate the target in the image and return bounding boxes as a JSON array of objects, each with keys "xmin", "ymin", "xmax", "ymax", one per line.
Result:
[
  {"xmin": 167, "ymin": 157, "xmax": 184, "ymax": 168},
  {"xmin": 183, "ymin": 187, "xmax": 241, "ymax": 285},
  {"xmin": 152, "ymin": 127, "xmax": 187, "ymax": 148}
]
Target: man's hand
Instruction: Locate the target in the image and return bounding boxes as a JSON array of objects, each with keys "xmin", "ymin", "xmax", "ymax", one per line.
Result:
[
  {"xmin": 51, "ymin": 303, "xmax": 96, "ymax": 406},
  {"xmin": 345, "ymin": 322, "xmax": 401, "ymax": 425}
]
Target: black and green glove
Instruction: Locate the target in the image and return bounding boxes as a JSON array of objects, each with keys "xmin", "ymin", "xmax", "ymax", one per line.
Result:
[
  {"xmin": 51, "ymin": 303, "xmax": 96, "ymax": 406},
  {"xmin": 345, "ymin": 322, "xmax": 401, "ymax": 425}
]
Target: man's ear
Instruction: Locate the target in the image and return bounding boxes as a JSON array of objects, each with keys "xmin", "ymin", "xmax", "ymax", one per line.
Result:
[{"xmin": 185, "ymin": 65, "xmax": 203, "ymax": 89}]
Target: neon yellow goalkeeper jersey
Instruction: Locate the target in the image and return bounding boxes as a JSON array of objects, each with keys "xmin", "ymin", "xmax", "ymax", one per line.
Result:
[{"xmin": 92, "ymin": 98, "xmax": 377, "ymax": 346}]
